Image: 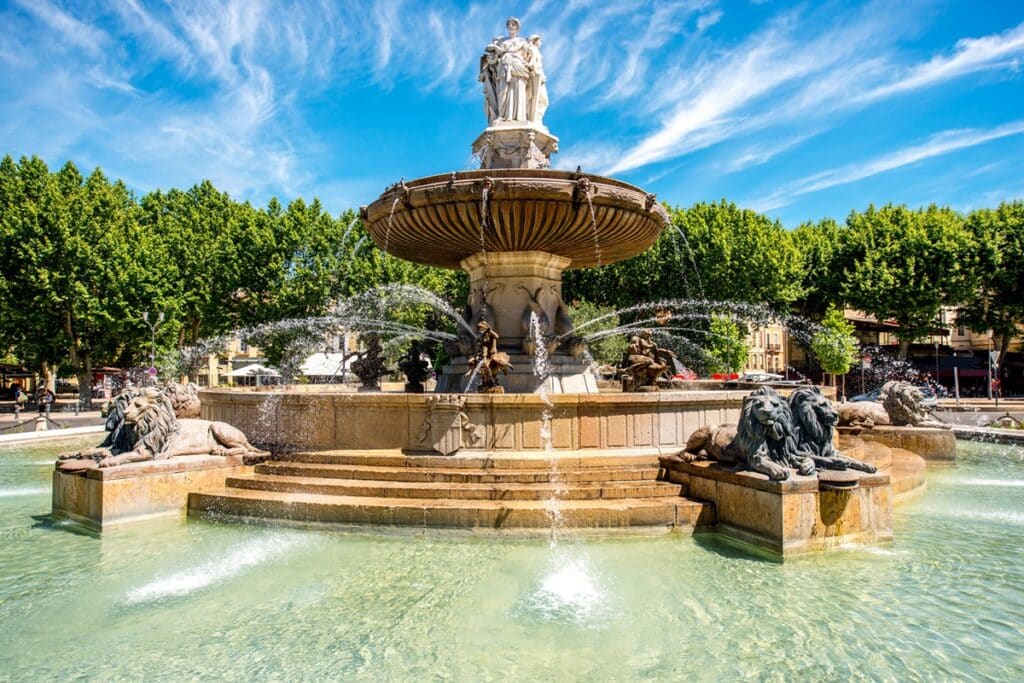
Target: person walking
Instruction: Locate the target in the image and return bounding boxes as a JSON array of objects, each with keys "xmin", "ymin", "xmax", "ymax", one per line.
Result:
[
  {"xmin": 36, "ymin": 387, "xmax": 54, "ymax": 417},
  {"xmin": 13, "ymin": 385, "xmax": 26, "ymax": 419}
]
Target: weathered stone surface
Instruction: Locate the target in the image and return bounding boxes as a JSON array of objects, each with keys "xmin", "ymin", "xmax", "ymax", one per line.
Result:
[
  {"xmin": 841, "ymin": 425, "xmax": 957, "ymax": 461},
  {"xmin": 201, "ymin": 389, "xmax": 746, "ymax": 453},
  {"xmin": 52, "ymin": 455, "xmax": 252, "ymax": 529},
  {"xmin": 665, "ymin": 458, "xmax": 893, "ymax": 556},
  {"xmin": 362, "ymin": 170, "xmax": 668, "ymax": 270}
]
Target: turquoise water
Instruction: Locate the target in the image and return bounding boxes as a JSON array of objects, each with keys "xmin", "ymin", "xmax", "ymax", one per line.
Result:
[{"xmin": 1, "ymin": 439, "xmax": 1022, "ymax": 680}]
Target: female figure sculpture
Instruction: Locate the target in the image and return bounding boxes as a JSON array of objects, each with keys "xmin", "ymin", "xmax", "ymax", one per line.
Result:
[{"xmin": 479, "ymin": 17, "xmax": 544, "ymax": 126}]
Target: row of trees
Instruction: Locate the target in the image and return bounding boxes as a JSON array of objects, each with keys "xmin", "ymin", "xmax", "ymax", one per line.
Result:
[
  {"xmin": 0, "ymin": 156, "xmax": 463, "ymax": 401},
  {"xmin": 566, "ymin": 200, "xmax": 1024, "ymax": 364},
  {"xmin": 2, "ymin": 155, "xmax": 1022, "ymax": 396}
]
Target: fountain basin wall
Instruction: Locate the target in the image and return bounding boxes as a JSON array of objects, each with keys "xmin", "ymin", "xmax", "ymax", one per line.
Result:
[
  {"xmin": 200, "ymin": 387, "xmax": 838, "ymax": 453},
  {"xmin": 199, "ymin": 389, "xmax": 777, "ymax": 454},
  {"xmin": 840, "ymin": 425, "xmax": 957, "ymax": 461}
]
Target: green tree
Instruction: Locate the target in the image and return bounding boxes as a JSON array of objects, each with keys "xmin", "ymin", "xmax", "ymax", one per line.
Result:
[
  {"xmin": 957, "ymin": 201, "xmax": 1024, "ymax": 363},
  {"xmin": 790, "ymin": 218, "xmax": 848, "ymax": 319},
  {"xmin": 0, "ymin": 156, "xmax": 163, "ymax": 403},
  {"xmin": 568, "ymin": 299, "xmax": 628, "ymax": 366},
  {"xmin": 705, "ymin": 315, "xmax": 750, "ymax": 374},
  {"xmin": 564, "ymin": 200, "xmax": 804, "ymax": 312},
  {"xmin": 842, "ymin": 204, "xmax": 977, "ymax": 358},
  {"xmin": 809, "ymin": 305, "xmax": 859, "ymax": 383}
]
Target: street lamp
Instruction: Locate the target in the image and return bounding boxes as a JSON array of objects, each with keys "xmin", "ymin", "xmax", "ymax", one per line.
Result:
[{"xmin": 141, "ymin": 311, "xmax": 165, "ymax": 369}]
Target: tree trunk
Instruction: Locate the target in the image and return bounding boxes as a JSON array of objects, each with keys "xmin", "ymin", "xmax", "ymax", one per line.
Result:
[
  {"xmin": 40, "ymin": 361, "xmax": 55, "ymax": 392},
  {"xmin": 997, "ymin": 334, "xmax": 1012, "ymax": 366},
  {"xmin": 76, "ymin": 354, "xmax": 93, "ymax": 410},
  {"xmin": 63, "ymin": 309, "xmax": 92, "ymax": 408},
  {"xmin": 897, "ymin": 339, "xmax": 911, "ymax": 359}
]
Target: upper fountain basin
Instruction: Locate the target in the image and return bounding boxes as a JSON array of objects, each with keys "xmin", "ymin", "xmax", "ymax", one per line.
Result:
[{"xmin": 361, "ymin": 170, "xmax": 669, "ymax": 270}]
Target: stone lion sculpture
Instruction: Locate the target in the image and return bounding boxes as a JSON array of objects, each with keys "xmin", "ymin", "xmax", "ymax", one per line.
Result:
[
  {"xmin": 59, "ymin": 387, "xmax": 267, "ymax": 470},
  {"xmin": 684, "ymin": 386, "xmax": 814, "ymax": 481},
  {"xmin": 879, "ymin": 380, "xmax": 949, "ymax": 428},
  {"xmin": 837, "ymin": 401, "xmax": 890, "ymax": 429},
  {"xmin": 789, "ymin": 386, "xmax": 876, "ymax": 473},
  {"xmin": 164, "ymin": 381, "xmax": 201, "ymax": 418}
]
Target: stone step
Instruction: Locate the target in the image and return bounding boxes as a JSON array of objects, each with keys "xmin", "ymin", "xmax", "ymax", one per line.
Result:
[
  {"xmin": 225, "ymin": 474, "xmax": 681, "ymax": 501},
  {"xmin": 256, "ymin": 461, "xmax": 659, "ymax": 484},
  {"xmin": 283, "ymin": 450, "xmax": 662, "ymax": 470},
  {"xmin": 188, "ymin": 487, "xmax": 713, "ymax": 530}
]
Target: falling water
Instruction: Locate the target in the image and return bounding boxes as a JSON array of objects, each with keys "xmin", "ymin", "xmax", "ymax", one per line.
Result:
[
  {"xmin": 672, "ymin": 224, "xmax": 704, "ymax": 298},
  {"xmin": 531, "ymin": 312, "xmax": 565, "ymax": 545},
  {"xmin": 382, "ymin": 190, "xmax": 401, "ymax": 254},
  {"xmin": 584, "ymin": 192, "xmax": 603, "ymax": 268}
]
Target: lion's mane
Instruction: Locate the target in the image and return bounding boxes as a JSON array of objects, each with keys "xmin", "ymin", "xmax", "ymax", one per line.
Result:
[
  {"xmin": 789, "ymin": 386, "xmax": 838, "ymax": 458},
  {"xmin": 127, "ymin": 389, "xmax": 180, "ymax": 457},
  {"xmin": 725, "ymin": 386, "xmax": 795, "ymax": 464}
]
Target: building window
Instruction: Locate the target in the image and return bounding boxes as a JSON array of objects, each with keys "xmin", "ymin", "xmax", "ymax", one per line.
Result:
[
  {"xmin": 957, "ymin": 324, "xmax": 965, "ymax": 336},
  {"xmin": 239, "ymin": 340, "xmax": 249, "ymax": 353}
]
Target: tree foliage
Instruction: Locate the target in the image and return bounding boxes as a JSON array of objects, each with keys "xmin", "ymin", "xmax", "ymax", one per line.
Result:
[
  {"xmin": 567, "ymin": 299, "xmax": 628, "ymax": 366},
  {"xmin": 564, "ymin": 200, "xmax": 803, "ymax": 312},
  {"xmin": 957, "ymin": 201, "xmax": 1024, "ymax": 362},
  {"xmin": 840, "ymin": 204, "xmax": 978, "ymax": 357},
  {"xmin": 810, "ymin": 305, "xmax": 859, "ymax": 376},
  {"xmin": 705, "ymin": 316, "xmax": 750, "ymax": 374}
]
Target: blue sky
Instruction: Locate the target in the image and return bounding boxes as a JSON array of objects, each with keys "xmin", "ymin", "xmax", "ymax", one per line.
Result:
[{"xmin": 2, "ymin": 0, "xmax": 1023, "ymax": 227}]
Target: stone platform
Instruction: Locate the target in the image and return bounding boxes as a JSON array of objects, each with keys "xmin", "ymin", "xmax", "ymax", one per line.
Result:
[
  {"xmin": 188, "ymin": 450, "xmax": 713, "ymax": 531},
  {"xmin": 657, "ymin": 437, "xmax": 925, "ymax": 557},
  {"xmin": 52, "ymin": 455, "xmax": 253, "ymax": 530}
]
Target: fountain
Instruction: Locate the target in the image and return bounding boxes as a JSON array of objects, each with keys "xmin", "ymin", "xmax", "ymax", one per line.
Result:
[{"xmin": 52, "ymin": 17, "xmax": 928, "ymax": 556}]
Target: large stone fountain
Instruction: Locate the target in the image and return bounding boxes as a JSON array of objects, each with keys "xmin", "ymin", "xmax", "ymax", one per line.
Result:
[
  {"xmin": 361, "ymin": 18, "xmax": 667, "ymax": 393},
  {"xmin": 52, "ymin": 18, "xmax": 927, "ymax": 556}
]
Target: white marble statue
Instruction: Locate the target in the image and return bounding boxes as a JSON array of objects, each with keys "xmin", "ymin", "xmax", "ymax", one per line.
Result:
[{"xmin": 479, "ymin": 17, "xmax": 547, "ymax": 128}]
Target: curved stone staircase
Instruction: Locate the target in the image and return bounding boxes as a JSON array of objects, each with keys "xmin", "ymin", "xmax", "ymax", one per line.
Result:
[{"xmin": 188, "ymin": 450, "xmax": 713, "ymax": 531}]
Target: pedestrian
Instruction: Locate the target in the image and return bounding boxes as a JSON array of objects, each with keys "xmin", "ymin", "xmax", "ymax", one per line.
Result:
[
  {"xmin": 13, "ymin": 385, "xmax": 26, "ymax": 419},
  {"xmin": 37, "ymin": 387, "xmax": 54, "ymax": 417}
]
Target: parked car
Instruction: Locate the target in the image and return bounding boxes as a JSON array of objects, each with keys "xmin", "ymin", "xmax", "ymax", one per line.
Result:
[{"xmin": 737, "ymin": 372, "xmax": 784, "ymax": 383}]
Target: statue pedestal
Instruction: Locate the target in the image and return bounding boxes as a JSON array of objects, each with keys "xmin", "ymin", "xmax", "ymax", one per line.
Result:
[
  {"xmin": 662, "ymin": 460, "xmax": 893, "ymax": 557},
  {"xmin": 51, "ymin": 455, "xmax": 253, "ymax": 530},
  {"xmin": 472, "ymin": 124, "xmax": 558, "ymax": 169},
  {"xmin": 451, "ymin": 250, "xmax": 598, "ymax": 394}
]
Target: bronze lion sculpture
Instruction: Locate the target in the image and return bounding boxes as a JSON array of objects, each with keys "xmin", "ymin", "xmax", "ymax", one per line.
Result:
[
  {"xmin": 685, "ymin": 386, "xmax": 814, "ymax": 481},
  {"xmin": 59, "ymin": 387, "xmax": 267, "ymax": 470},
  {"xmin": 879, "ymin": 380, "xmax": 949, "ymax": 428},
  {"xmin": 789, "ymin": 386, "xmax": 876, "ymax": 473},
  {"xmin": 163, "ymin": 381, "xmax": 201, "ymax": 418}
]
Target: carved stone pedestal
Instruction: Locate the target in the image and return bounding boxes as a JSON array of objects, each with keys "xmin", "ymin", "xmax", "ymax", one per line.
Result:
[
  {"xmin": 448, "ymin": 250, "xmax": 598, "ymax": 394},
  {"xmin": 472, "ymin": 124, "xmax": 558, "ymax": 169},
  {"xmin": 662, "ymin": 460, "xmax": 893, "ymax": 557},
  {"xmin": 414, "ymin": 396, "xmax": 483, "ymax": 456},
  {"xmin": 52, "ymin": 455, "xmax": 253, "ymax": 529}
]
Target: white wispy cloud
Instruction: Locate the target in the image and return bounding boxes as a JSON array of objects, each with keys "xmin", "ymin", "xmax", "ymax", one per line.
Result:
[
  {"xmin": 1, "ymin": 0, "xmax": 1023, "ymax": 218},
  {"xmin": 862, "ymin": 20, "xmax": 1024, "ymax": 102},
  {"xmin": 11, "ymin": 0, "xmax": 107, "ymax": 54},
  {"xmin": 603, "ymin": 9, "xmax": 1024, "ymax": 176},
  {"xmin": 748, "ymin": 120, "xmax": 1024, "ymax": 211}
]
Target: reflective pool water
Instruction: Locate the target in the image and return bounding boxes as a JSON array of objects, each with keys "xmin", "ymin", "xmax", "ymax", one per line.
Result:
[{"xmin": 1, "ymin": 439, "xmax": 1022, "ymax": 680}]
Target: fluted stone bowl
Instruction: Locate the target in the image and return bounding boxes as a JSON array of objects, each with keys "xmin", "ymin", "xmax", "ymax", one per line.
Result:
[{"xmin": 361, "ymin": 170, "xmax": 669, "ymax": 269}]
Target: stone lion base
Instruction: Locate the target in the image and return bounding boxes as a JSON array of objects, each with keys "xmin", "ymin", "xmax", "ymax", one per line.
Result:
[
  {"xmin": 662, "ymin": 460, "xmax": 893, "ymax": 557},
  {"xmin": 51, "ymin": 455, "xmax": 253, "ymax": 530},
  {"xmin": 838, "ymin": 425, "xmax": 956, "ymax": 461}
]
